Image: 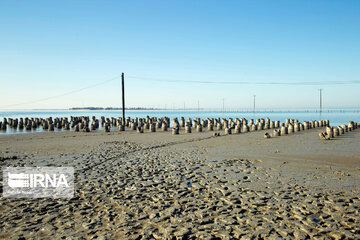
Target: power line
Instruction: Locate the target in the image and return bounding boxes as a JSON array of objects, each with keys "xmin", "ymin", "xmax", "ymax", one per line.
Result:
[
  {"xmin": 0, "ymin": 75, "xmax": 122, "ymax": 109},
  {"xmin": 2, "ymin": 73, "xmax": 358, "ymax": 110},
  {"xmin": 127, "ymin": 75, "xmax": 360, "ymax": 85}
]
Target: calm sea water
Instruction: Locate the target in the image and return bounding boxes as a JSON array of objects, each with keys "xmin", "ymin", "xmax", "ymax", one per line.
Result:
[{"xmin": 0, "ymin": 110, "xmax": 359, "ymax": 135}]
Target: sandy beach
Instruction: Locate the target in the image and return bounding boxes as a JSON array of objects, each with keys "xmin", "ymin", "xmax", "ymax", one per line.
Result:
[
  {"xmin": 0, "ymin": 127, "xmax": 359, "ymax": 239},
  {"xmin": 2, "ymin": 0, "xmax": 360, "ymax": 238}
]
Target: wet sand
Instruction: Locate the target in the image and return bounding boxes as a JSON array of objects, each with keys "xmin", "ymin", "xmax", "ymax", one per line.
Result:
[{"xmin": 0, "ymin": 128, "xmax": 360, "ymax": 239}]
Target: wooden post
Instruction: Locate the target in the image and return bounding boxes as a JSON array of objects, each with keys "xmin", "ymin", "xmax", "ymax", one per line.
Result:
[
  {"xmin": 222, "ymin": 98, "xmax": 224, "ymax": 112},
  {"xmin": 122, "ymin": 73, "xmax": 125, "ymax": 126},
  {"xmin": 319, "ymin": 89, "xmax": 323, "ymax": 113},
  {"xmin": 253, "ymin": 95, "xmax": 256, "ymax": 113}
]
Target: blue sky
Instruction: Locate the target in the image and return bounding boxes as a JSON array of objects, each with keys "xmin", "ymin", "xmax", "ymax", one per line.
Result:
[{"xmin": 0, "ymin": 0, "xmax": 359, "ymax": 110}]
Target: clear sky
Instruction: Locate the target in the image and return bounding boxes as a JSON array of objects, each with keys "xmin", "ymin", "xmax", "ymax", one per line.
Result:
[{"xmin": 0, "ymin": 0, "xmax": 359, "ymax": 110}]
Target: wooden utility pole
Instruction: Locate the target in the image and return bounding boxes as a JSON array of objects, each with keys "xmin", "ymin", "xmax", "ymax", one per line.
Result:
[
  {"xmin": 222, "ymin": 98, "xmax": 225, "ymax": 112},
  {"xmin": 319, "ymin": 89, "xmax": 323, "ymax": 113},
  {"xmin": 253, "ymin": 95, "xmax": 256, "ymax": 113},
  {"xmin": 122, "ymin": 72, "xmax": 125, "ymax": 126}
]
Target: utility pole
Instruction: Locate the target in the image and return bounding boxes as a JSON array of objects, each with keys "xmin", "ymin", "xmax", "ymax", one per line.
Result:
[
  {"xmin": 222, "ymin": 98, "xmax": 225, "ymax": 112},
  {"xmin": 319, "ymin": 89, "xmax": 323, "ymax": 113},
  {"xmin": 121, "ymin": 72, "xmax": 125, "ymax": 126},
  {"xmin": 253, "ymin": 95, "xmax": 256, "ymax": 113}
]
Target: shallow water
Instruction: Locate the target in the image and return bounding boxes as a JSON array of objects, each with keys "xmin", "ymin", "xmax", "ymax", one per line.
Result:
[{"xmin": 0, "ymin": 109, "xmax": 359, "ymax": 135}]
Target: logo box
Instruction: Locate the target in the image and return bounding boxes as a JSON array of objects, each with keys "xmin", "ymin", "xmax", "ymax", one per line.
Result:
[{"xmin": 3, "ymin": 167, "xmax": 74, "ymax": 198}]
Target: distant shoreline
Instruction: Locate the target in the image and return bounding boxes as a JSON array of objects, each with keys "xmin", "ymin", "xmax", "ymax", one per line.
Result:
[
  {"xmin": 69, "ymin": 107, "xmax": 159, "ymax": 111},
  {"xmin": 0, "ymin": 107, "xmax": 359, "ymax": 112}
]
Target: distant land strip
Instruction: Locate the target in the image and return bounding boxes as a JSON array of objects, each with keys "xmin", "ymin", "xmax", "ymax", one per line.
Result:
[{"xmin": 69, "ymin": 107, "xmax": 160, "ymax": 110}]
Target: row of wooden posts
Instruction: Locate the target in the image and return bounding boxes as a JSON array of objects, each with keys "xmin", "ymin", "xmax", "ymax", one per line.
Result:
[
  {"xmin": 319, "ymin": 121, "xmax": 359, "ymax": 140},
  {"xmin": 268, "ymin": 119, "xmax": 330, "ymax": 138},
  {"xmin": 0, "ymin": 116, "xmax": 330, "ymax": 135}
]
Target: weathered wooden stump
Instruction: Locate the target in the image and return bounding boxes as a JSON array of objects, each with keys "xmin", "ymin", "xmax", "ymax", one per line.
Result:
[
  {"xmin": 137, "ymin": 127, "xmax": 144, "ymax": 133},
  {"xmin": 325, "ymin": 120, "xmax": 330, "ymax": 126},
  {"xmin": 342, "ymin": 124, "xmax": 348, "ymax": 132},
  {"xmin": 150, "ymin": 124, "xmax": 156, "ymax": 132},
  {"xmin": 326, "ymin": 126, "xmax": 333, "ymax": 138},
  {"xmin": 185, "ymin": 125, "xmax": 191, "ymax": 133},
  {"xmin": 338, "ymin": 126, "xmax": 344, "ymax": 135},
  {"xmin": 348, "ymin": 121, "xmax": 354, "ymax": 131},
  {"xmin": 273, "ymin": 129, "xmax": 280, "ymax": 137},
  {"xmin": 180, "ymin": 117, "xmax": 185, "ymax": 127},
  {"xmin": 280, "ymin": 126, "xmax": 287, "ymax": 136},
  {"xmin": 288, "ymin": 124, "xmax": 294, "ymax": 133},
  {"xmin": 224, "ymin": 127, "xmax": 231, "ymax": 135},
  {"xmin": 294, "ymin": 123, "xmax": 300, "ymax": 132},
  {"xmin": 172, "ymin": 127, "xmax": 179, "ymax": 135},
  {"xmin": 285, "ymin": 119, "xmax": 290, "ymax": 126},
  {"xmin": 319, "ymin": 132, "xmax": 330, "ymax": 140},
  {"xmin": 234, "ymin": 125, "xmax": 241, "ymax": 134},
  {"xmin": 162, "ymin": 123, "xmax": 168, "ymax": 131},
  {"xmin": 173, "ymin": 119, "xmax": 180, "ymax": 129},
  {"xmin": 242, "ymin": 125, "xmax": 249, "ymax": 133},
  {"xmin": 104, "ymin": 124, "xmax": 110, "ymax": 132}
]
